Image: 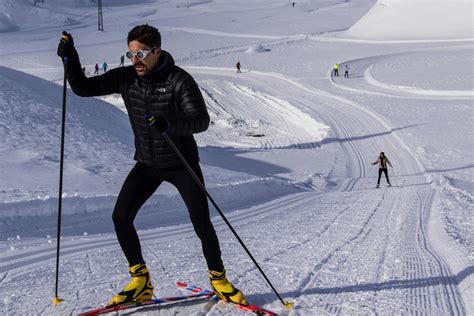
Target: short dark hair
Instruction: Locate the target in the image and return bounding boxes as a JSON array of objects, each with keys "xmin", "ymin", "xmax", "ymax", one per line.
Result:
[{"xmin": 127, "ymin": 24, "xmax": 161, "ymax": 48}]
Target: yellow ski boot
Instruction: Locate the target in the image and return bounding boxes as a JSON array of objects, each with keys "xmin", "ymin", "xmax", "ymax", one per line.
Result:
[
  {"xmin": 106, "ymin": 263, "xmax": 154, "ymax": 307},
  {"xmin": 209, "ymin": 269, "xmax": 247, "ymax": 305}
]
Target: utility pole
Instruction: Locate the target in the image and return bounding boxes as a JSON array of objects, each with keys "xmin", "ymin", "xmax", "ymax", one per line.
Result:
[{"xmin": 98, "ymin": 0, "xmax": 104, "ymax": 31}]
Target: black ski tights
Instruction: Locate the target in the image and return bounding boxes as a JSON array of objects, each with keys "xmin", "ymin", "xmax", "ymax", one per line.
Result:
[
  {"xmin": 112, "ymin": 162, "xmax": 224, "ymax": 271},
  {"xmin": 377, "ymin": 168, "xmax": 390, "ymax": 185}
]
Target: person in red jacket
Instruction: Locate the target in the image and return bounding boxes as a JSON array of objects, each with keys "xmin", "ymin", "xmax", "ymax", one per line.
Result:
[
  {"xmin": 57, "ymin": 24, "xmax": 246, "ymax": 308},
  {"xmin": 371, "ymin": 152, "xmax": 393, "ymax": 188}
]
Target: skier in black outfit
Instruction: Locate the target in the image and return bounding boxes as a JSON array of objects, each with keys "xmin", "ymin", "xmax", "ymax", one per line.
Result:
[
  {"xmin": 57, "ymin": 24, "xmax": 246, "ymax": 307},
  {"xmin": 236, "ymin": 60, "xmax": 241, "ymax": 73},
  {"xmin": 371, "ymin": 152, "xmax": 392, "ymax": 188}
]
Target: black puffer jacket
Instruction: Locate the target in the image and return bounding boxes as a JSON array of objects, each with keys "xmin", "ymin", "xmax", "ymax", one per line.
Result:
[{"xmin": 66, "ymin": 50, "xmax": 210, "ymax": 169}]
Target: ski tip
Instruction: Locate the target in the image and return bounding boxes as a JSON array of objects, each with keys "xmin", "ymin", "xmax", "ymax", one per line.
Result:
[
  {"xmin": 53, "ymin": 297, "xmax": 65, "ymax": 305},
  {"xmin": 284, "ymin": 300, "xmax": 294, "ymax": 309}
]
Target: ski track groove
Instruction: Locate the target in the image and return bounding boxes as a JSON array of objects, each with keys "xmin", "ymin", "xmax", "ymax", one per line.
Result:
[
  {"xmin": 372, "ymin": 197, "xmax": 397, "ymax": 314},
  {"xmin": 302, "ymin": 192, "xmax": 386, "ymax": 290},
  {"xmin": 415, "ymin": 190, "xmax": 464, "ymax": 314},
  {"xmin": 0, "ymin": 191, "xmax": 317, "ymax": 277},
  {"xmin": 264, "ymin": 194, "xmax": 366, "ymax": 271},
  {"xmin": 288, "ymin": 192, "xmax": 390, "ymax": 314},
  {"xmin": 0, "ymin": 272, "xmax": 7, "ymax": 284}
]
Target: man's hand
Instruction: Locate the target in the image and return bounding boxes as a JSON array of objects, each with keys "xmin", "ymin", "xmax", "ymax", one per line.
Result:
[
  {"xmin": 145, "ymin": 115, "xmax": 170, "ymax": 134},
  {"xmin": 57, "ymin": 31, "xmax": 75, "ymax": 60}
]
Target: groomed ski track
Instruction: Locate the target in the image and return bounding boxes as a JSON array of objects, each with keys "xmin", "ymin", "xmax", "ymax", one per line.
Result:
[{"xmin": 1, "ymin": 62, "xmax": 469, "ymax": 315}]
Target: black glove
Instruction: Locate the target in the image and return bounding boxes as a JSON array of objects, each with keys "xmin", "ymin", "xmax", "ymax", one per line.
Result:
[
  {"xmin": 145, "ymin": 115, "xmax": 170, "ymax": 134},
  {"xmin": 57, "ymin": 31, "xmax": 75, "ymax": 60}
]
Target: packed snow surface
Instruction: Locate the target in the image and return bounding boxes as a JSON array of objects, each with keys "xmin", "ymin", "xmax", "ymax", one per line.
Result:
[{"xmin": 0, "ymin": 0, "xmax": 472, "ymax": 315}]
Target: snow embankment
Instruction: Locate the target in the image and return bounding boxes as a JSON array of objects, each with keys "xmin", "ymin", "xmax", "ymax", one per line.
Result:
[
  {"xmin": 0, "ymin": 66, "xmax": 134, "ymax": 206},
  {"xmin": 338, "ymin": 0, "xmax": 474, "ymax": 41}
]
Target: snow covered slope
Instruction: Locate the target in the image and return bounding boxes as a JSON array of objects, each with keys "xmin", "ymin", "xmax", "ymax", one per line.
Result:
[
  {"xmin": 0, "ymin": 66, "xmax": 134, "ymax": 206},
  {"xmin": 0, "ymin": 0, "xmax": 472, "ymax": 315},
  {"xmin": 338, "ymin": 0, "xmax": 474, "ymax": 40}
]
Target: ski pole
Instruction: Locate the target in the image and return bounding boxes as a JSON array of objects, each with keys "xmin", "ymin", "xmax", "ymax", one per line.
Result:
[
  {"xmin": 146, "ymin": 116, "xmax": 293, "ymax": 309},
  {"xmin": 53, "ymin": 55, "xmax": 68, "ymax": 306}
]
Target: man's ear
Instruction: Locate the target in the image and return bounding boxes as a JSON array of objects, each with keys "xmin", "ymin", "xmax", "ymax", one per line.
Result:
[{"xmin": 154, "ymin": 47, "xmax": 162, "ymax": 58}]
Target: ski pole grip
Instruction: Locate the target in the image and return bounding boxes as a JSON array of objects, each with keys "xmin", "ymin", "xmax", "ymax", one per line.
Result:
[{"xmin": 144, "ymin": 114, "xmax": 157, "ymax": 127}]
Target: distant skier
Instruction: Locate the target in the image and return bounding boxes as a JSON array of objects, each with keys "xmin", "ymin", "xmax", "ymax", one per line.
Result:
[
  {"xmin": 292, "ymin": 2, "xmax": 295, "ymax": 8},
  {"xmin": 236, "ymin": 60, "xmax": 242, "ymax": 73},
  {"xmin": 344, "ymin": 64, "xmax": 349, "ymax": 78},
  {"xmin": 57, "ymin": 25, "xmax": 247, "ymax": 308},
  {"xmin": 102, "ymin": 61, "xmax": 108, "ymax": 72},
  {"xmin": 94, "ymin": 63, "xmax": 99, "ymax": 75},
  {"xmin": 119, "ymin": 54, "xmax": 125, "ymax": 67},
  {"xmin": 371, "ymin": 152, "xmax": 392, "ymax": 188},
  {"xmin": 333, "ymin": 63, "xmax": 339, "ymax": 77}
]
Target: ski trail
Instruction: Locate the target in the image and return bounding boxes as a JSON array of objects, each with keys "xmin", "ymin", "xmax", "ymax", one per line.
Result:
[
  {"xmin": 329, "ymin": 45, "xmax": 474, "ymax": 99},
  {"xmin": 161, "ymin": 26, "xmax": 291, "ymax": 40},
  {"xmin": 0, "ymin": 191, "xmax": 316, "ymax": 276},
  {"xmin": 190, "ymin": 66, "xmax": 426, "ymax": 195},
  {"xmin": 0, "ymin": 191, "xmax": 321, "ymax": 315},
  {"xmin": 414, "ymin": 190, "xmax": 464, "ymax": 314},
  {"xmin": 1, "ymin": 66, "xmax": 468, "ymax": 314},
  {"xmin": 186, "ymin": 67, "xmax": 467, "ymax": 314}
]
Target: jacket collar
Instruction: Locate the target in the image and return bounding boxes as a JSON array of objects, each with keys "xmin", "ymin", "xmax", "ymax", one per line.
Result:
[{"xmin": 139, "ymin": 50, "xmax": 174, "ymax": 82}]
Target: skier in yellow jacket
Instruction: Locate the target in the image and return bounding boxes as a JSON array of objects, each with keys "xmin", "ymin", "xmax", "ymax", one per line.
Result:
[{"xmin": 333, "ymin": 63, "xmax": 339, "ymax": 76}]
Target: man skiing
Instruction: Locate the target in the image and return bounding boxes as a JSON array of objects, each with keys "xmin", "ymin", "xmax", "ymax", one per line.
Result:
[
  {"xmin": 371, "ymin": 152, "xmax": 392, "ymax": 188},
  {"xmin": 102, "ymin": 61, "xmax": 108, "ymax": 72},
  {"xmin": 94, "ymin": 63, "xmax": 99, "ymax": 75},
  {"xmin": 344, "ymin": 64, "xmax": 349, "ymax": 78},
  {"xmin": 333, "ymin": 63, "xmax": 339, "ymax": 77},
  {"xmin": 57, "ymin": 24, "xmax": 246, "ymax": 308},
  {"xmin": 119, "ymin": 54, "xmax": 125, "ymax": 67},
  {"xmin": 236, "ymin": 60, "xmax": 242, "ymax": 73}
]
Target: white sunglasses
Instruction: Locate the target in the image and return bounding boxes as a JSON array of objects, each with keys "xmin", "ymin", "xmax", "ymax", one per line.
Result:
[{"xmin": 125, "ymin": 47, "xmax": 156, "ymax": 60}]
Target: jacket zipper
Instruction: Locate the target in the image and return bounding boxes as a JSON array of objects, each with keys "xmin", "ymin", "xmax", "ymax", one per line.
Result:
[{"xmin": 144, "ymin": 83, "xmax": 157, "ymax": 164}]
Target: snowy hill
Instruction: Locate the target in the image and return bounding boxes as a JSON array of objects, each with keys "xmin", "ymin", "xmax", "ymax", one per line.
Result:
[
  {"xmin": 338, "ymin": 0, "xmax": 474, "ymax": 40},
  {"xmin": 0, "ymin": 66, "xmax": 134, "ymax": 206},
  {"xmin": 0, "ymin": 0, "xmax": 472, "ymax": 315}
]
